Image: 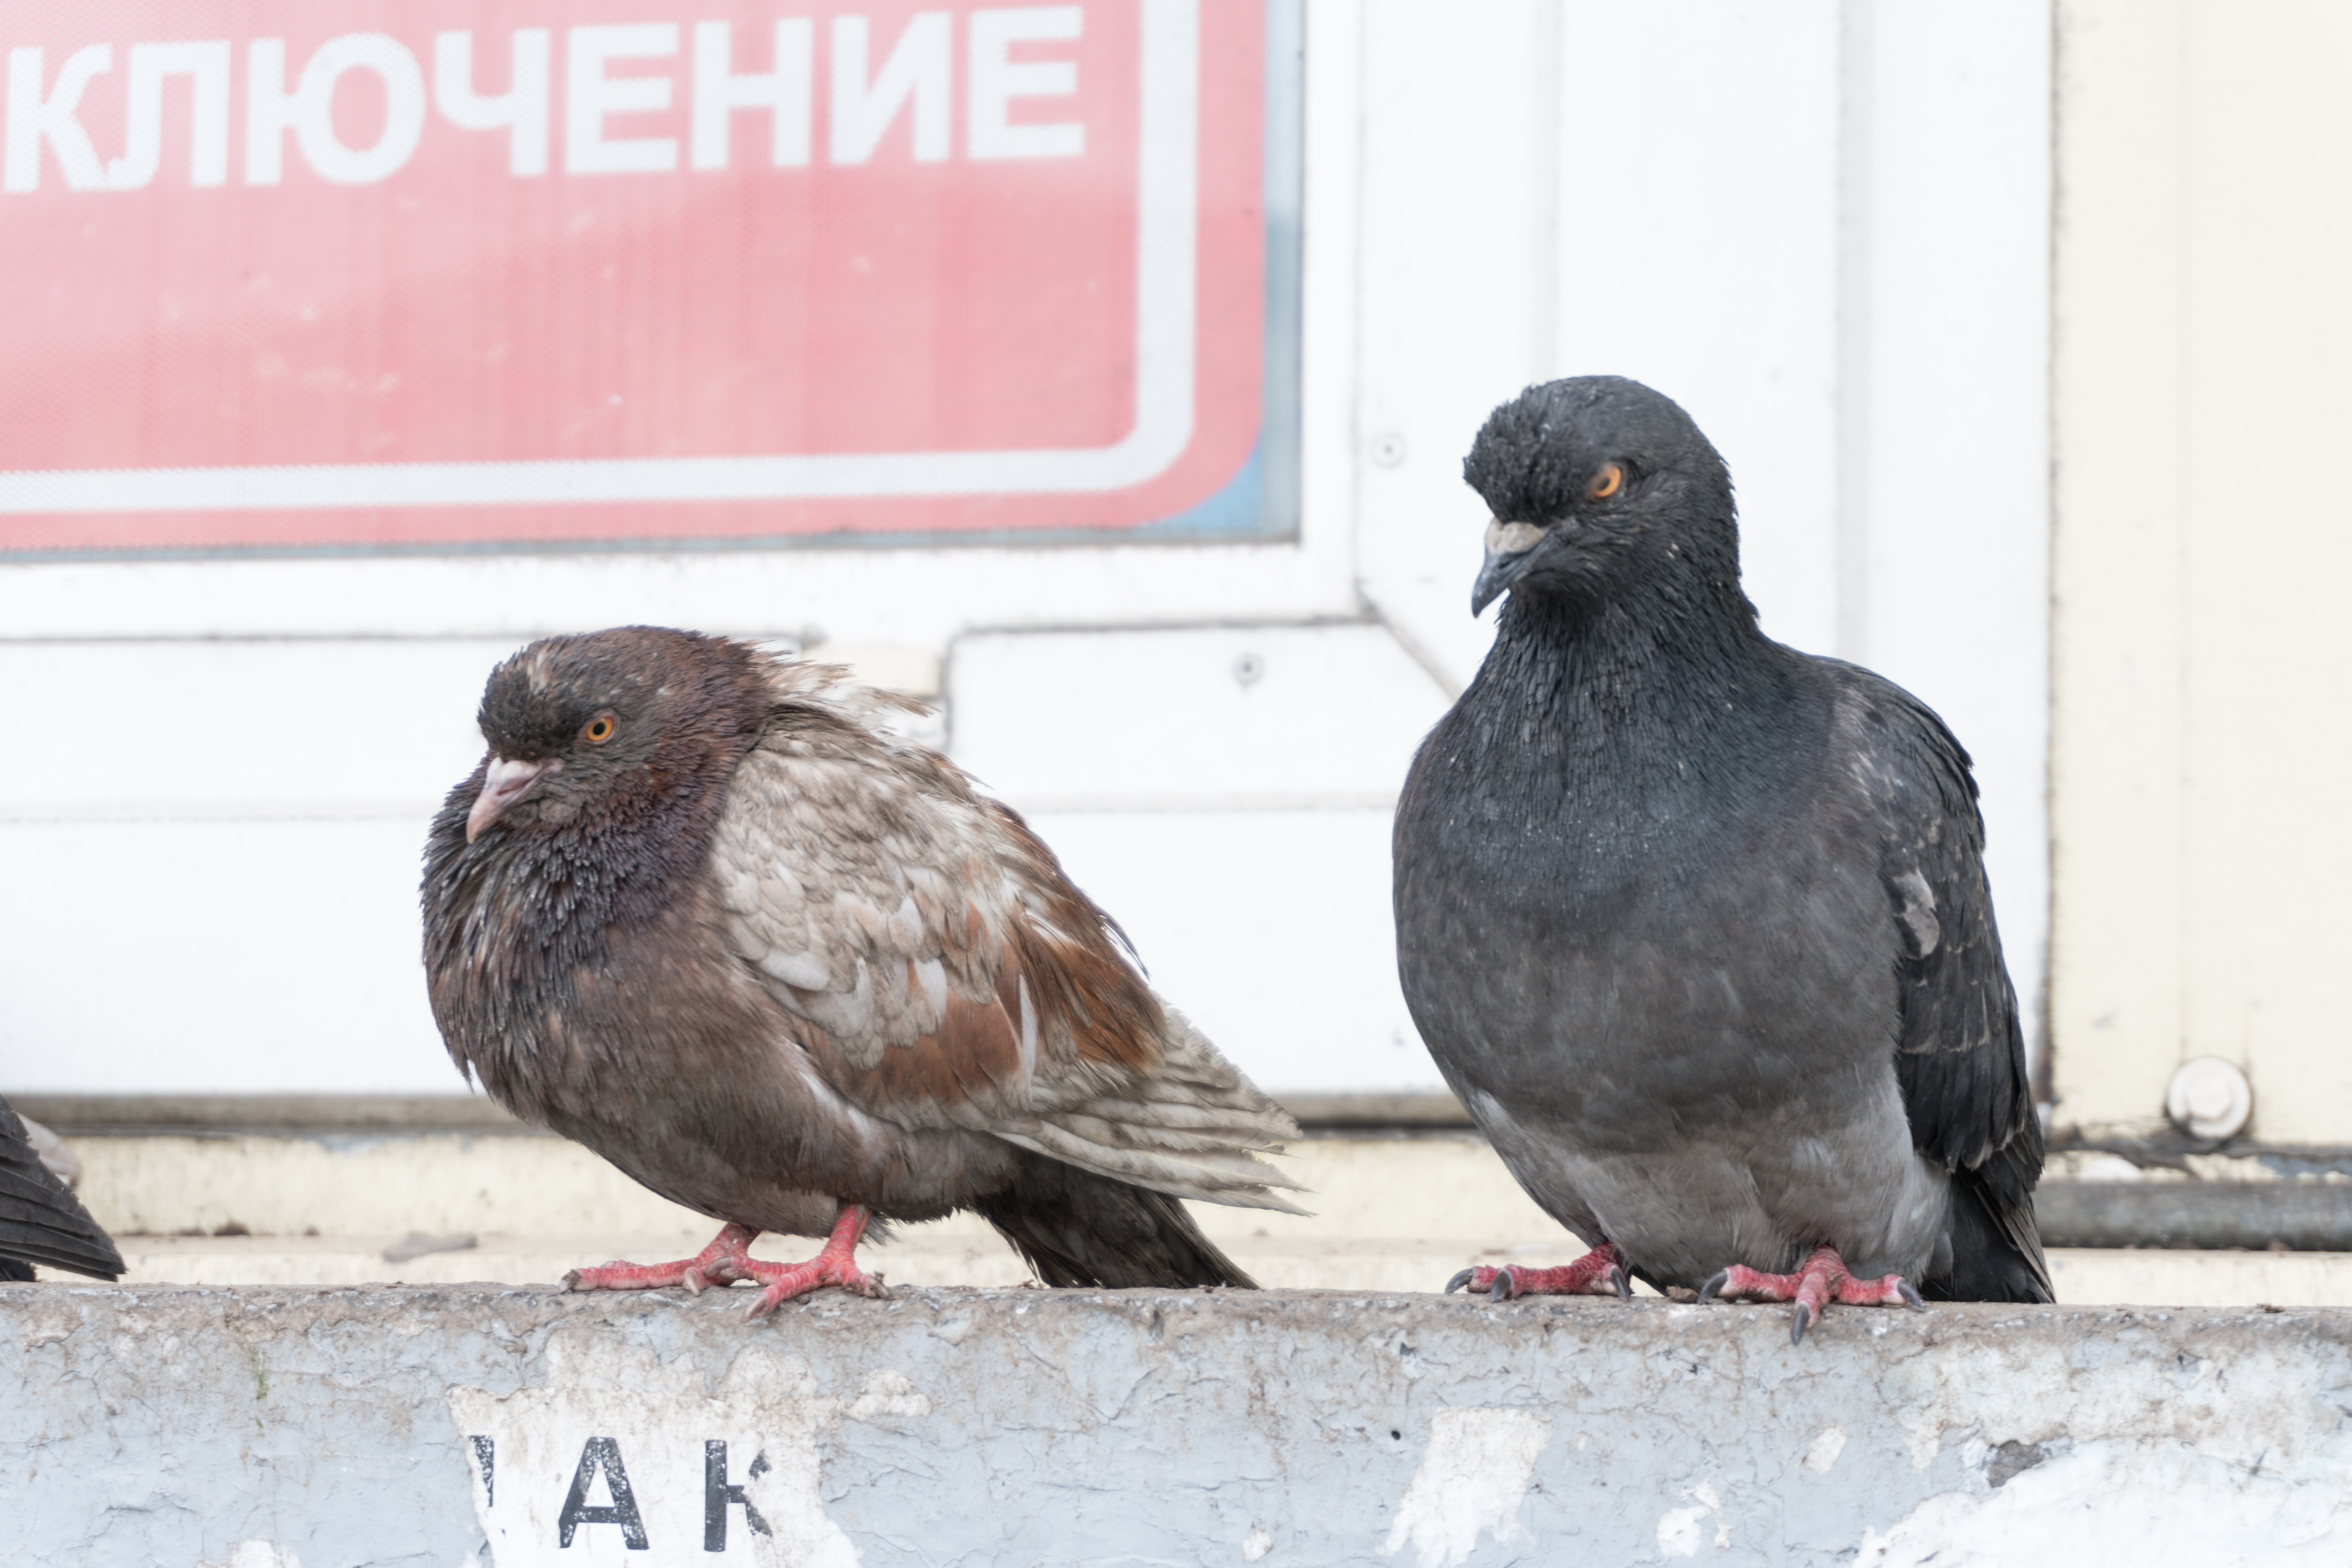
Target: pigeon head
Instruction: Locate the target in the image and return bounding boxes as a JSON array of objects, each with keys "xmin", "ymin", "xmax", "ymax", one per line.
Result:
[
  {"xmin": 1463, "ymin": 376, "xmax": 1740, "ymax": 616},
  {"xmin": 464, "ymin": 626, "xmax": 768, "ymax": 843}
]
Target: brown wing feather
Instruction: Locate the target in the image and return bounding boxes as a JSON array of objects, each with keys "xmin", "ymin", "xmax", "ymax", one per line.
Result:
[
  {"xmin": 711, "ymin": 652, "xmax": 1304, "ymax": 1210},
  {"xmin": 792, "ymin": 989, "xmax": 1026, "ymax": 1116},
  {"xmin": 987, "ymin": 802, "xmax": 1163, "ymax": 1073}
]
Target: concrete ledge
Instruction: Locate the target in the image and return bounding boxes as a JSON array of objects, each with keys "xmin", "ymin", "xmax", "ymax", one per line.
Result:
[{"xmin": 9, "ymin": 1285, "xmax": 2351, "ymax": 1566}]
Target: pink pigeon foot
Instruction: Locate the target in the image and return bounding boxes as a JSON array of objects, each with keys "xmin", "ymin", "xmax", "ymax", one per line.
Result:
[
  {"xmin": 1446, "ymin": 1241, "xmax": 1630, "ymax": 1301},
  {"xmin": 563, "ymin": 1206, "xmax": 889, "ymax": 1319},
  {"xmin": 1699, "ymin": 1243, "xmax": 1924, "ymax": 1343},
  {"xmin": 563, "ymin": 1221, "xmax": 764, "ymax": 1294},
  {"xmin": 736, "ymin": 1205, "xmax": 889, "ymax": 1319}
]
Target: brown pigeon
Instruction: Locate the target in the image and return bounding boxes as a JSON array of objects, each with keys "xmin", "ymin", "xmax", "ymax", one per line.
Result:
[{"xmin": 422, "ymin": 628, "xmax": 1301, "ymax": 1316}]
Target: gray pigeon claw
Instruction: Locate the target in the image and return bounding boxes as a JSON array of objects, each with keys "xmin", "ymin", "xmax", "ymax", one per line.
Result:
[{"xmin": 1394, "ymin": 377, "xmax": 2051, "ymax": 1340}]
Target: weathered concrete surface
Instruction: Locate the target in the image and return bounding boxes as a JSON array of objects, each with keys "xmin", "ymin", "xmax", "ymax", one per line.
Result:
[{"xmin": 10, "ymin": 1287, "xmax": 2352, "ymax": 1567}]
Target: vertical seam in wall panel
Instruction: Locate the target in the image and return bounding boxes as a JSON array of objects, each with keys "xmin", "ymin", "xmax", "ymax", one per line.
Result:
[
  {"xmin": 2171, "ymin": 1, "xmax": 2193, "ymax": 1070},
  {"xmin": 1530, "ymin": 0, "xmax": 1563, "ymax": 386},
  {"xmin": 1835, "ymin": 0, "xmax": 1875, "ymax": 664},
  {"xmin": 1339, "ymin": 1, "xmax": 1466, "ymax": 701},
  {"xmin": 1345, "ymin": 0, "xmax": 1374, "ymax": 619},
  {"xmin": 2038, "ymin": 0, "xmax": 2064, "ymax": 1107}
]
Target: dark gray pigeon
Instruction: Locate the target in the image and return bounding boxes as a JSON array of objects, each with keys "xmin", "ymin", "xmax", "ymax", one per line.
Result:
[
  {"xmin": 0, "ymin": 1096, "xmax": 123, "ymax": 1282},
  {"xmin": 1394, "ymin": 377, "xmax": 2049, "ymax": 1340}
]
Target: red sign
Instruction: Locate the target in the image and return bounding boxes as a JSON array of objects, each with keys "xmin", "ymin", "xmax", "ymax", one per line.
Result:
[{"xmin": 0, "ymin": 0, "xmax": 1265, "ymax": 551}]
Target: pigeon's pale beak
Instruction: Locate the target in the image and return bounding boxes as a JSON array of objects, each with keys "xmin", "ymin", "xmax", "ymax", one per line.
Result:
[
  {"xmin": 1471, "ymin": 519, "xmax": 1548, "ymax": 615},
  {"xmin": 466, "ymin": 755, "xmax": 561, "ymax": 842}
]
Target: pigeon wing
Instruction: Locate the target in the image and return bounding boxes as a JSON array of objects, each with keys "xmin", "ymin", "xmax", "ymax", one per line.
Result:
[
  {"xmin": 0, "ymin": 1098, "xmax": 123, "ymax": 1281},
  {"xmin": 710, "ymin": 691, "xmax": 1302, "ymax": 1212},
  {"xmin": 1834, "ymin": 666, "xmax": 2051, "ymax": 1300}
]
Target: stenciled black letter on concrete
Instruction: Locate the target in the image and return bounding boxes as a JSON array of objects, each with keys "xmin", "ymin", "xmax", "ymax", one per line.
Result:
[
  {"xmin": 469, "ymin": 1435, "xmax": 495, "ymax": 1507},
  {"xmin": 557, "ymin": 1436, "xmax": 650, "ymax": 1550},
  {"xmin": 704, "ymin": 1441, "xmax": 773, "ymax": 1551}
]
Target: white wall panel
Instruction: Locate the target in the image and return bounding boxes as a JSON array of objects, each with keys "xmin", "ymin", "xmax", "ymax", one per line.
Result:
[
  {"xmin": 0, "ymin": 819, "xmax": 459, "ymax": 1093},
  {"xmin": 1022, "ymin": 808, "xmax": 1444, "ymax": 1095},
  {"xmin": 950, "ymin": 623, "xmax": 1450, "ymax": 807},
  {"xmin": 0, "ymin": 639, "xmax": 511, "ymax": 1092},
  {"xmin": 1551, "ymin": 0, "xmax": 1845, "ymax": 656},
  {"xmin": 1849, "ymin": 0, "xmax": 2053, "ymax": 1047},
  {"xmin": 0, "ymin": 640, "xmax": 515, "ymax": 818},
  {"xmin": 1350, "ymin": 0, "xmax": 1549, "ymax": 691}
]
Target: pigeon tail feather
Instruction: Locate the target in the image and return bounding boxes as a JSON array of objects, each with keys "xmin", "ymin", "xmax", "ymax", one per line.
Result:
[
  {"xmin": 1926, "ymin": 1162, "xmax": 2053, "ymax": 1303},
  {"xmin": 1013, "ymin": 1000, "xmax": 1308, "ymax": 1214},
  {"xmin": 975, "ymin": 1151, "xmax": 1259, "ymax": 1288},
  {"xmin": 0, "ymin": 1099, "xmax": 123, "ymax": 1281}
]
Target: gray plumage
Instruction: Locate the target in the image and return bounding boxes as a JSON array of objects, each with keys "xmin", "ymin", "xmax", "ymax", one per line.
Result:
[{"xmin": 1394, "ymin": 377, "xmax": 2049, "ymax": 1303}]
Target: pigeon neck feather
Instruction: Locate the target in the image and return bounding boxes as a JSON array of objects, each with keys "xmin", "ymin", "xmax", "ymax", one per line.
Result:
[
  {"xmin": 1461, "ymin": 568, "xmax": 1806, "ymax": 834},
  {"xmin": 422, "ymin": 651, "xmax": 773, "ymax": 1090}
]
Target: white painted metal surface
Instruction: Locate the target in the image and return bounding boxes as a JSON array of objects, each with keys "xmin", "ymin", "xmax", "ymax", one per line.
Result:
[
  {"xmin": 0, "ymin": 2, "xmax": 2056, "ymax": 1100},
  {"xmin": 948, "ymin": 622, "xmax": 1447, "ymax": 809}
]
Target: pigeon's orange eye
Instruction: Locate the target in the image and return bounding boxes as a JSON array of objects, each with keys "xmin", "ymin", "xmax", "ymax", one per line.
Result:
[
  {"xmin": 1588, "ymin": 463, "xmax": 1624, "ymax": 501},
  {"xmin": 583, "ymin": 716, "xmax": 616, "ymax": 744}
]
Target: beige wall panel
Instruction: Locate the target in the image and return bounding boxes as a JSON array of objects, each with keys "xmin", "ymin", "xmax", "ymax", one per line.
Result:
[
  {"xmin": 2053, "ymin": 0, "xmax": 2188, "ymax": 1132},
  {"xmin": 2055, "ymin": 0, "xmax": 2352, "ymax": 1140},
  {"xmin": 2174, "ymin": 2, "xmax": 2352, "ymax": 1137}
]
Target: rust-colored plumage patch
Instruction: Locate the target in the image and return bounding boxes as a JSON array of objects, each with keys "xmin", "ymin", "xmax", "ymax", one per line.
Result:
[
  {"xmin": 989, "ymin": 806, "xmax": 1163, "ymax": 1072},
  {"xmin": 799, "ymin": 976, "xmax": 1025, "ymax": 1112}
]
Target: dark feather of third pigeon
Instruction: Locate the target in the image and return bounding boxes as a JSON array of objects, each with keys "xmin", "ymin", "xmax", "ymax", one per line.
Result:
[
  {"xmin": 0, "ymin": 1095, "xmax": 124, "ymax": 1282},
  {"xmin": 422, "ymin": 628, "xmax": 1303, "ymax": 1315},
  {"xmin": 1394, "ymin": 376, "xmax": 2049, "ymax": 1334}
]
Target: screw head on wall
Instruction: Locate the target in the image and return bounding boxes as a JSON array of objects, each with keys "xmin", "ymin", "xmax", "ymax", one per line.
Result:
[{"xmin": 2165, "ymin": 1057, "xmax": 2253, "ymax": 1142}]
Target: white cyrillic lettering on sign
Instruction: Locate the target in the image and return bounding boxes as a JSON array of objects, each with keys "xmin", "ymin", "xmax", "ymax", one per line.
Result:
[
  {"xmin": 108, "ymin": 42, "xmax": 232, "ymax": 189},
  {"xmin": 830, "ymin": 13, "xmax": 952, "ymax": 165},
  {"xmin": 243, "ymin": 40, "xmax": 293, "ymax": 183},
  {"xmin": 247, "ymin": 34, "xmax": 426, "ymax": 185},
  {"xmin": 567, "ymin": 24, "xmax": 679, "ymax": 174},
  {"xmin": 969, "ymin": 7, "xmax": 1084, "ymax": 160},
  {"xmin": 5, "ymin": 13, "xmax": 1091, "ymax": 192},
  {"xmin": 691, "ymin": 20, "xmax": 815, "ymax": 170},
  {"xmin": 5, "ymin": 45, "xmax": 111, "ymax": 192},
  {"xmin": 434, "ymin": 29, "xmax": 551, "ymax": 178}
]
